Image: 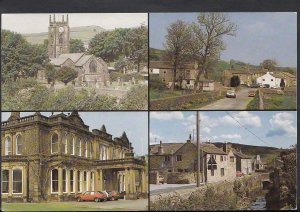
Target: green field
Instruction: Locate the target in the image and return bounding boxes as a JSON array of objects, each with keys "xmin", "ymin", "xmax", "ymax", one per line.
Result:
[{"xmin": 263, "ymin": 94, "xmax": 296, "ymax": 110}]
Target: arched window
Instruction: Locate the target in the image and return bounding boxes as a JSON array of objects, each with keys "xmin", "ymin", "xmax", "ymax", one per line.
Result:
[
  {"xmin": 62, "ymin": 169, "xmax": 67, "ymax": 193},
  {"xmin": 76, "ymin": 138, "xmax": 81, "ymax": 156},
  {"xmin": 78, "ymin": 170, "xmax": 82, "ymax": 192},
  {"xmin": 70, "ymin": 170, "xmax": 74, "ymax": 193},
  {"xmin": 51, "ymin": 169, "xmax": 58, "ymax": 193},
  {"xmin": 62, "ymin": 133, "xmax": 67, "ymax": 154},
  {"xmin": 12, "ymin": 169, "xmax": 22, "ymax": 194},
  {"xmin": 89, "ymin": 60, "xmax": 97, "ymax": 73},
  {"xmin": 51, "ymin": 133, "xmax": 58, "ymax": 154},
  {"xmin": 89, "ymin": 142, "xmax": 93, "ymax": 159},
  {"xmin": 16, "ymin": 135, "xmax": 22, "ymax": 155},
  {"xmin": 84, "ymin": 141, "xmax": 87, "ymax": 158},
  {"xmin": 5, "ymin": 137, "xmax": 12, "ymax": 155}
]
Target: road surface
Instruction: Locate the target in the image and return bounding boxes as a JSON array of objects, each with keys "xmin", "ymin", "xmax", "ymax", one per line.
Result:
[
  {"xmin": 150, "ymin": 183, "xmax": 203, "ymax": 195},
  {"xmin": 198, "ymin": 87, "xmax": 257, "ymax": 110}
]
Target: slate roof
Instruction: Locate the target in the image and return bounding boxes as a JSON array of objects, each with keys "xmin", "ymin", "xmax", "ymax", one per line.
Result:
[
  {"xmin": 75, "ymin": 54, "xmax": 93, "ymax": 66},
  {"xmin": 50, "ymin": 57, "xmax": 70, "ymax": 66},
  {"xmin": 150, "ymin": 142, "xmax": 227, "ymax": 155},
  {"xmin": 59, "ymin": 53, "xmax": 85, "ymax": 63},
  {"xmin": 232, "ymin": 149, "xmax": 252, "ymax": 159}
]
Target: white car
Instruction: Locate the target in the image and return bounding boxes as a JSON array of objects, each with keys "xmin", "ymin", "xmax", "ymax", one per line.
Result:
[{"xmin": 226, "ymin": 89, "xmax": 236, "ymax": 98}]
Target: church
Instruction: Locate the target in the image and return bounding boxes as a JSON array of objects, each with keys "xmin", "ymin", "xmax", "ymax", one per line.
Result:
[{"xmin": 38, "ymin": 14, "xmax": 110, "ymax": 87}]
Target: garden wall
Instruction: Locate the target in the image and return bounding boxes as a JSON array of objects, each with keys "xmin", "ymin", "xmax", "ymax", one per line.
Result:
[
  {"xmin": 150, "ymin": 91, "xmax": 222, "ymax": 110},
  {"xmin": 167, "ymin": 172, "xmax": 197, "ymax": 184}
]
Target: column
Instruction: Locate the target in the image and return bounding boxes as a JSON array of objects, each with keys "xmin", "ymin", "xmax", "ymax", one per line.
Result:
[
  {"xmin": 141, "ymin": 169, "xmax": 147, "ymax": 193},
  {"xmin": 125, "ymin": 168, "xmax": 130, "ymax": 193},
  {"xmin": 87, "ymin": 171, "xmax": 91, "ymax": 191},
  {"xmin": 58, "ymin": 167, "xmax": 63, "ymax": 200},
  {"xmin": 74, "ymin": 169, "xmax": 78, "ymax": 194},
  {"xmin": 99, "ymin": 169, "xmax": 103, "ymax": 191},
  {"xmin": 22, "ymin": 166, "xmax": 27, "ymax": 202},
  {"xmin": 66, "ymin": 169, "xmax": 70, "ymax": 195},
  {"xmin": 80, "ymin": 171, "xmax": 84, "ymax": 192},
  {"xmin": 131, "ymin": 169, "xmax": 136, "ymax": 193},
  {"xmin": 8, "ymin": 168, "xmax": 12, "ymax": 199}
]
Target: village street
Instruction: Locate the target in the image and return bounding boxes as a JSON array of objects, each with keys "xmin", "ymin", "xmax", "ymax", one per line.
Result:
[
  {"xmin": 198, "ymin": 87, "xmax": 257, "ymax": 110},
  {"xmin": 150, "ymin": 183, "xmax": 198, "ymax": 195}
]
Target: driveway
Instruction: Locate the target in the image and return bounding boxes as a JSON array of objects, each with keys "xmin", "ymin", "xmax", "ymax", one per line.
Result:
[{"xmin": 198, "ymin": 87, "xmax": 257, "ymax": 110}]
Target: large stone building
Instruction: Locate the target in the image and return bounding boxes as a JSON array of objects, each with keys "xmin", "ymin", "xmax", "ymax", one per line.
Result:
[
  {"xmin": 37, "ymin": 14, "xmax": 110, "ymax": 87},
  {"xmin": 150, "ymin": 138, "xmax": 236, "ymax": 183},
  {"xmin": 1, "ymin": 112, "xmax": 147, "ymax": 202}
]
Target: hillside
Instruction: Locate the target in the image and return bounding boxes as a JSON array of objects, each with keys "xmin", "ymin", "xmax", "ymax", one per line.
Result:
[{"xmin": 23, "ymin": 25, "xmax": 106, "ymax": 44}]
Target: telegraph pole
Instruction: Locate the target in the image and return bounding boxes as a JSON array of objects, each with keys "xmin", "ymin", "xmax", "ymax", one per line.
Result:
[{"xmin": 196, "ymin": 111, "xmax": 200, "ymax": 187}]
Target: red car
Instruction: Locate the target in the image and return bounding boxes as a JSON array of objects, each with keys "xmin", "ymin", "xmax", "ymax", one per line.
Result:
[
  {"xmin": 248, "ymin": 91, "xmax": 256, "ymax": 97},
  {"xmin": 76, "ymin": 191, "xmax": 107, "ymax": 202},
  {"xmin": 106, "ymin": 190, "xmax": 120, "ymax": 201}
]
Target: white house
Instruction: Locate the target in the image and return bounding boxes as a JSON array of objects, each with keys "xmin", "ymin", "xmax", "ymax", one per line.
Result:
[{"xmin": 256, "ymin": 72, "xmax": 285, "ymax": 88}]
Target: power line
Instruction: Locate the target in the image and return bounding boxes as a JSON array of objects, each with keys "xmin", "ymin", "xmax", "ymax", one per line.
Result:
[{"xmin": 225, "ymin": 111, "xmax": 270, "ymax": 146}]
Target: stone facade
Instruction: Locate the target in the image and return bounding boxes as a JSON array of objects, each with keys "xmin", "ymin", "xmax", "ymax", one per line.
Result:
[
  {"xmin": 1, "ymin": 112, "xmax": 147, "ymax": 202},
  {"xmin": 150, "ymin": 139, "xmax": 238, "ymax": 184}
]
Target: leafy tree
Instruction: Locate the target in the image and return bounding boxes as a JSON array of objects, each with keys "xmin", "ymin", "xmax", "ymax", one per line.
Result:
[
  {"xmin": 190, "ymin": 13, "xmax": 237, "ymax": 90},
  {"xmin": 55, "ymin": 66, "xmax": 78, "ymax": 85},
  {"xmin": 230, "ymin": 75, "xmax": 240, "ymax": 87},
  {"xmin": 70, "ymin": 39, "xmax": 85, "ymax": 53},
  {"xmin": 45, "ymin": 63, "xmax": 56, "ymax": 84},
  {"xmin": 1, "ymin": 30, "xmax": 47, "ymax": 82},
  {"xmin": 280, "ymin": 78, "xmax": 285, "ymax": 88},
  {"xmin": 260, "ymin": 59, "xmax": 277, "ymax": 71},
  {"xmin": 163, "ymin": 20, "xmax": 192, "ymax": 90}
]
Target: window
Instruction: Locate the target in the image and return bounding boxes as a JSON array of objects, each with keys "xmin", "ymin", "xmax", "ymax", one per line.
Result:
[
  {"xmin": 84, "ymin": 141, "xmax": 88, "ymax": 158},
  {"xmin": 89, "ymin": 143, "xmax": 93, "ymax": 159},
  {"xmin": 5, "ymin": 137, "xmax": 12, "ymax": 155},
  {"xmin": 70, "ymin": 170, "xmax": 74, "ymax": 193},
  {"xmin": 165, "ymin": 156, "xmax": 170, "ymax": 162},
  {"xmin": 262, "ymin": 79, "xmax": 265, "ymax": 81},
  {"xmin": 91, "ymin": 172, "xmax": 95, "ymax": 191},
  {"xmin": 221, "ymin": 168, "xmax": 225, "ymax": 177},
  {"xmin": 51, "ymin": 133, "xmax": 59, "ymax": 154},
  {"xmin": 79, "ymin": 140, "xmax": 82, "ymax": 156},
  {"xmin": 59, "ymin": 35, "xmax": 63, "ymax": 44},
  {"xmin": 2, "ymin": 170, "xmax": 9, "ymax": 193},
  {"xmin": 62, "ymin": 133, "xmax": 67, "ymax": 154},
  {"xmin": 176, "ymin": 155, "xmax": 182, "ymax": 161},
  {"xmin": 76, "ymin": 138, "xmax": 80, "ymax": 156},
  {"xmin": 70, "ymin": 137, "xmax": 75, "ymax": 155},
  {"xmin": 89, "ymin": 60, "xmax": 97, "ymax": 72},
  {"xmin": 62, "ymin": 169, "xmax": 67, "ymax": 193},
  {"xmin": 230, "ymin": 156, "xmax": 234, "ymax": 162},
  {"xmin": 177, "ymin": 169, "xmax": 183, "ymax": 172},
  {"xmin": 220, "ymin": 156, "xmax": 223, "ymax": 161},
  {"xmin": 51, "ymin": 169, "xmax": 58, "ymax": 193},
  {"xmin": 211, "ymin": 168, "xmax": 214, "ymax": 176},
  {"xmin": 83, "ymin": 171, "xmax": 87, "ymax": 192},
  {"xmin": 271, "ymin": 79, "xmax": 274, "ymax": 81},
  {"xmin": 13, "ymin": 169, "xmax": 22, "ymax": 193},
  {"xmin": 77, "ymin": 171, "xmax": 81, "ymax": 192},
  {"xmin": 16, "ymin": 135, "xmax": 22, "ymax": 155}
]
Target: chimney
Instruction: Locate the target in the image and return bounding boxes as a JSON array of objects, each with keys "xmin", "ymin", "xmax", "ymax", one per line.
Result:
[
  {"xmin": 158, "ymin": 140, "xmax": 164, "ymax": 154},
  {"xmin": 223, "ymin": 142, "xmax": 232, "ymax": 153},
  {"xmin": 187, "ymin": 134, "xmax": 192, "ymax": 143}
]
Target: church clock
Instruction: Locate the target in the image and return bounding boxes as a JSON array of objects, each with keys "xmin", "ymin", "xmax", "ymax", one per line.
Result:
[{"xmin": 59, "ymin": 27, "xmax": 65, "ymax": 33}]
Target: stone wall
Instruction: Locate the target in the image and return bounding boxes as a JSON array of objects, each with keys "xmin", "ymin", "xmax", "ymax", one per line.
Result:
[
  {"xmin": 167, "ymin": 172, "xmax": 197, "ymax": 184},
  {"xmin": 150, "ymin": 173, "xmax": 265, "ymax": 211},
  {"xmin": 150, "ymin": 171, "xmax": 159, "ymax": 184},
  {"xmin": 150, "ymin": 91, "xmax": 222, "ymax": 110}
]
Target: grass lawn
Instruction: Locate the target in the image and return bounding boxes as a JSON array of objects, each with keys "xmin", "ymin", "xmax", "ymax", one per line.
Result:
[
  {"xmin": 150, "ymin": 89, "xmax": 185, "ymax": 100},
  {"xmin": 263, "ymin": 94, "xmax": 296, "ymax": 110},
  {"xmin": 2, "ymin": 200, "xmax": 148, "ymax": 211}
]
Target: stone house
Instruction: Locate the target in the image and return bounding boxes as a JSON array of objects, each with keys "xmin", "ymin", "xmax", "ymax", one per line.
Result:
[
  {"xmin": 252, "ymin": 155, "xmax": 265, "ymax": 170},
  {"xmin": 256, "ymin": 71, "xmax": 296, "ymax": 88},
  {"xmin": 150, "ymin": 139, "xmax": 236, "ymax": 184},
  {"xmin": 232, "ymin": 149, "xmax": 253, "ymax": 175},
  {"xmin": 149, "ymin": 61, "xmax": 209, "ymax": 90},
  {"xmin": 223, "ymin": 69, "xmax": 266, "ymax": 87},
  {"xmin": 1, "ymin": 112, "xmax": 147, "ymax": 202}
]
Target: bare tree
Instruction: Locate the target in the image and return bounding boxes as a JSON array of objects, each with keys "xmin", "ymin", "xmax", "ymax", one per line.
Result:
[
  {"xmin": 191, "ymin": 13, "xmax": 237, "ymax": 91},
  {"xmin": 163, "ymin": 20, "xmax": 192, "ymax": 90},
  {"xmin": 260, "ymin": 59, "xmax": 278, "ymax": 71}
]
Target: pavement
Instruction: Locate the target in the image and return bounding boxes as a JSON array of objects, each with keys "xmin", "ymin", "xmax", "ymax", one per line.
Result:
[
  {"xmin": 198, "ymin": 87, "xmax": 257, "ymax": 110},
  {"xmin": 150, "ymin": 183, "xmax": 203, "ymax": 195}
]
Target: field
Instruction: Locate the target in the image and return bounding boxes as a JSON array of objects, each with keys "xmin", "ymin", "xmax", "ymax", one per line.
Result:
[{"xmin": 23, "ymin": 26, "xmax": 105, "ymax": 44}]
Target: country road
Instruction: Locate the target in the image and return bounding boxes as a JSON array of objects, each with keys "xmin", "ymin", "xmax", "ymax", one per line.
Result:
[{"xmin": 198, "ymin": 87, "xmax": 257, "ymax": 110}]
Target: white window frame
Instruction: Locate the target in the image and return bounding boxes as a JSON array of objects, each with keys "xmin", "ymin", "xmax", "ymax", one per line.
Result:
[
  {"xmin": 79, "ymin": 139, "xmax": 82, "ymax": 156},
  {"xmin": 70, "ymin": 137, "xmax": 75, "ymax": 155},
  {"xmin": 85, "ymin": 141, "xmax": 88, "ymax": 158},
  {"xmin": 79, "ymin": 172, "xmax": 83, "ymax": 192},
  {"xmin": 5, "ymin": 136, "xmax": 12, "ymax": 156},
  {"xmin": 51, "ymin": 133, "xmax": 59, "ymax": 154},
  {"xmin": 70, "ymin": 170, "xmax": 74, "ymax": 193},
  {"xmin": 51, "ymin": 169, "xmax": 59, "ymax": 194},
  {"xmin": 2, "ymin": 169, "xmax": 9, "ymax": 194},
  {"xmin": 16, "ymin": 135, "xmax": 22, "ymax": 155},
  {"xmin": 62, "ymin": 169, "xmax": 67, "ymax": 193},
  {"xmin": 89, "ymin": 142, "xmax": 92, "ymax": 159},
  {"xmin": 62, "ymin": 133, "xmax": 68, "ymax": 154},
  {"xmin": 12, "ymin": 168, "xmax": 23, "ymax": 194}
]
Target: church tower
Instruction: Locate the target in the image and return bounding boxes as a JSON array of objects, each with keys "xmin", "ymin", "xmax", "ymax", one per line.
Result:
[{"xmin": 48, "ymin": 14, "xmax": 70, "ymax": 59}]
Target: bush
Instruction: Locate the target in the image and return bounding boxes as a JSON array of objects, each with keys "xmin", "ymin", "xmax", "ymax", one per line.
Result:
[{"xmin": 119, "ymin": 84, "xmax": 148, "ymax": 110}]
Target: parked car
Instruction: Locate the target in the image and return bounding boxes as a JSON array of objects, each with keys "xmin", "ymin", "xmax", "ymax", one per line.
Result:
[
  {"xmin": 158, "ymin": 175, "xmax": 165, "ymax": 184},
  {"xmin": 106, "ymin": 190, "xmax": 120, "ymax": 201},
  {"xmin": 75, "ymin": 191, "xmax": 107, "ymax": 202},
  {"xmin": 226, "ymin": 89, "xmax": 236, "ymax": 98},
  {"xmin": 119, "ymin": 191, "xmax": 126, "ymax": 199},
  {"xmin": 248, "ymin": 90, "xmax": 256, "ymax": 97},
  {"xmin": 250, "ymin": 83, "xmax": 260, "ymax": 88}
]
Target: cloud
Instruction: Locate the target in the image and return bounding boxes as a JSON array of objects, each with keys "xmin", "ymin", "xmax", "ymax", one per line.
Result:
[
  {"xmin": 220, "ymin": 134, "xmax": 242, "ymax": 139},
  {"xmin": 151, "ymin": 112, "xmax": 184, "ymax": 120},
  {"xmin": 202, "ymin": 127, "xmax": 211, "ymax": 134},
  {"xmin": 266, "ymin": 112, "xmax": 297, "ymax": 138},
  {"xmin": 149, "ymin": 132, "xmax": 163, "ymax": 145},
  {"xmin": 220, "ymin": 112, "xmax": 261, "ymax": 128},
  {"xmin": 245, "ymin": 21, "xmax": 266, "ymax": 33}
]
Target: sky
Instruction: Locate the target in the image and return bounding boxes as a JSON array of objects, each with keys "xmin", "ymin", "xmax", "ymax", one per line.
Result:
[
  {"xmin": 150, "ymin": 111, "xmax": 297, "ymax": 149},
  {"xmin": 1, "ymin": 13, "xmax": 147, "ymax": 33},
  {"xmin": 150, "ymin": 12, "xmax": 297, "ymax": 67},
  {"xmin": 2, "ymin": 112, "xmax": 148, "ymax": 156}
]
